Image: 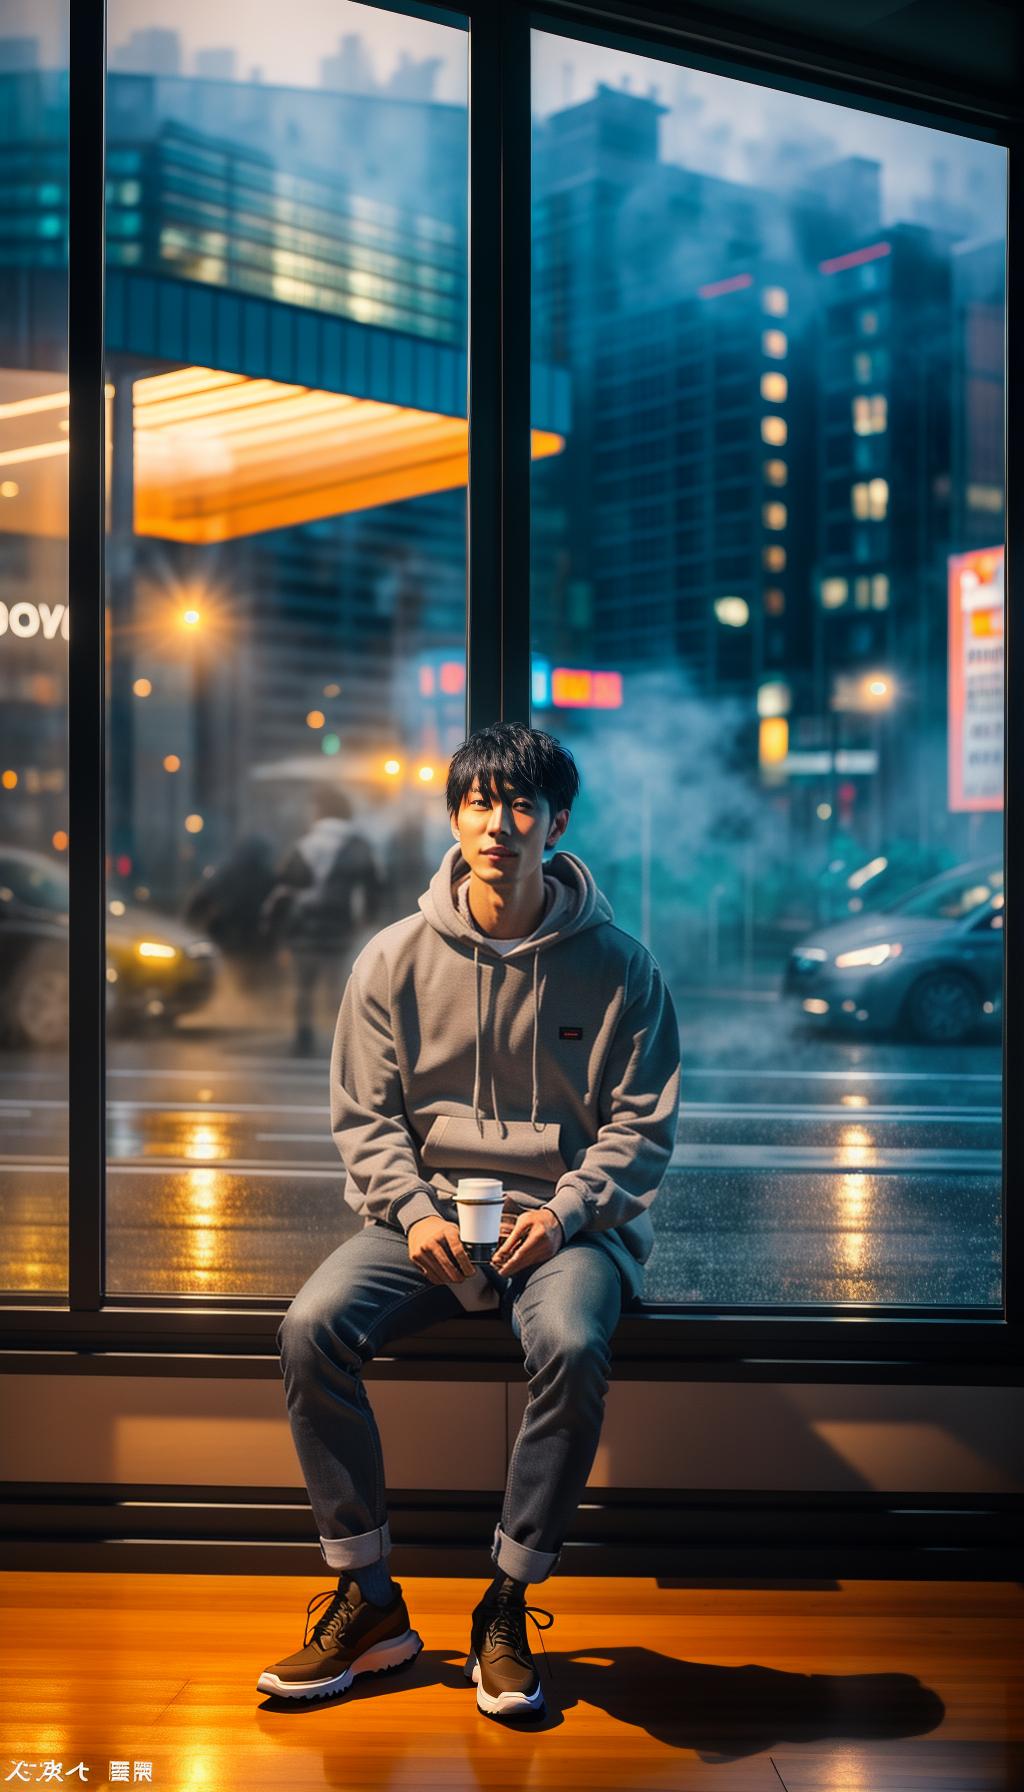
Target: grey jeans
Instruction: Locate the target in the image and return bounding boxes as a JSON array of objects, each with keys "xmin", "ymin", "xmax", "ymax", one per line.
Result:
[{"xmin": 276, "ymin": 1217, "xmax": 625, "ymax": 1585}]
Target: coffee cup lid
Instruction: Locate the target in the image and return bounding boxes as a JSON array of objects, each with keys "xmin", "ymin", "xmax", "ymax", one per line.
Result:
[{"xmin": 457, "ymin": 1182, "xmax": 505, "ymax": 1211}]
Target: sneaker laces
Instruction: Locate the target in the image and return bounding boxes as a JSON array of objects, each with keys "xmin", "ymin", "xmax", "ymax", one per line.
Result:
[
  {"xmin": 303, "ymin": 1584, "xmax": 356, "ymax": 1650},
  {"xmin": 484, "ymin": 1591, "xmax": 557, "ymax": 1693}
]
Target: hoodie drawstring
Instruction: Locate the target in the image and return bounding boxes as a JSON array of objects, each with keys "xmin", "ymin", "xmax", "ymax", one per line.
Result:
[
  {"xmin": 490, "ymin": 1064, "xmax": 504, "ymax": 1137},
  {"xmin": 472, "ymin": 940, "xmax": 544, "ymax": 1137},
  {"xmin": 530, "ymin": 950, "xmax": 542, "ymax": 1130},
  {"xmin": 473, "ymin": 944, "xmax": 484, "ymax": 1135}
]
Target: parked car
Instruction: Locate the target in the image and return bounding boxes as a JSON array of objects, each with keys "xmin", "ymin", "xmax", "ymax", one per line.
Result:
[
  {"xmin": 813, "ymin": 839, "xmax": 959, "ymax": 925},
  {"xmin": 782, "ymin": 857, "xmax": 1003, "ymax": 1043},
  {"xmin": 0, "ymin": 846, "xmax": 219, "ymax": 1049}
]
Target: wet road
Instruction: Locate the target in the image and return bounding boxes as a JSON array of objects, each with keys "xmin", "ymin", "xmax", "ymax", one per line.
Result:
[{"xmin": 0, "ymin": 990, "xmax": 1003, "ymax": 1307}]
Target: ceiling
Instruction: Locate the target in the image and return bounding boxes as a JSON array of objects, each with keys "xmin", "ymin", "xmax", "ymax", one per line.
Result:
[{"xmin": 552, "ymin": 0, "xmax": 1022, "ymax": 121}]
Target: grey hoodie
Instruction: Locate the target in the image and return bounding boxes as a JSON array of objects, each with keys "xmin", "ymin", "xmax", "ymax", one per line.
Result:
[{"xmin": 330, "ymin": 842, "xmax": 681, "ymax": 1311}]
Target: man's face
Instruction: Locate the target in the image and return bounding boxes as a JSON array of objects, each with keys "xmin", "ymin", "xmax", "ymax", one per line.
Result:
[{"xmin": 452, "ymin": 776, "xmax": 568, "ymax": 884}]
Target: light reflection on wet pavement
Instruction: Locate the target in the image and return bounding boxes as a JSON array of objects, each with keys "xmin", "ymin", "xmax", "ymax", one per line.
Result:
[{"xmin": 0, "ymin": 1001, "xmax": 1003, "ymax": 1307}]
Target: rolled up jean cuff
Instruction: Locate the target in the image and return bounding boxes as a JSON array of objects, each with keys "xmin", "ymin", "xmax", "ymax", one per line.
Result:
[
  {"xmin": 491, "ymin": 1521, "xmax": 560, "ymax": 1584},
  {"xmin": 319, "ymin": 1521, "xmax": 392, "ymax": 1570}
]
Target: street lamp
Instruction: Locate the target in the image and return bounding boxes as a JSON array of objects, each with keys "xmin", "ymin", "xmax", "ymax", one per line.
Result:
[
  {"xmin": 861, "ymin": 672, "xmax": 896, "ymax": 848},
  {"xmin": 829, "ymin": 669, "xmax": 897, "ymax": 852},
  {"xmin": 863, "ymin": 674, "xmax": 893, "ymax": 704}
]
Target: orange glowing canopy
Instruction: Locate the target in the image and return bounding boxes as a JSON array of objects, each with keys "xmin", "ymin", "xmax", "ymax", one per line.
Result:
[{"xmin": 133, "ymin": 366, "xmax": 564, "ymax": 543}]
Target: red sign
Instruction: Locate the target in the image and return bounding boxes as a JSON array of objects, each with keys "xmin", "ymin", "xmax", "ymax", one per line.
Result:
[
  {"xmin": 948, "ymin": 545, "xmax": 1003, "ymax": 812},
  {"xmin": 551, "ymin": 667, "xmax": 623, "ymax": 709}
]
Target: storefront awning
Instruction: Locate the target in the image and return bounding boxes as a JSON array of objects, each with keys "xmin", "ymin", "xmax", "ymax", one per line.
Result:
[{"xmin": 132, "ymin": 364, "xmax": 563, "ymax": 543}]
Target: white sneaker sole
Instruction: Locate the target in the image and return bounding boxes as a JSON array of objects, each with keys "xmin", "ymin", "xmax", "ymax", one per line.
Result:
[
  {"xmin": 464, "ymin": 1650, "xmax": 546, "ymax": 1717},
  {"xmin": 256, "ymin": 1627, "xmax": 423, "ymax": 1700}
]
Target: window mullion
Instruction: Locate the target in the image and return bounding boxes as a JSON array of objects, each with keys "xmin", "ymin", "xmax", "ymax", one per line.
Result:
[
  {"xmin": 467, "ymin": 0, "xmax": 532, "ymax": 734},
  {"xmin": 67, "ymin": 0, "xmax": 107, "ymax": 1313}
]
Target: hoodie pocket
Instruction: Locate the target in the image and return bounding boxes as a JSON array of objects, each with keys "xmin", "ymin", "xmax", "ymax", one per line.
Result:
[{"xmin": 420, "ymin": 1114, "xmax": 568, "ymax": 1184}]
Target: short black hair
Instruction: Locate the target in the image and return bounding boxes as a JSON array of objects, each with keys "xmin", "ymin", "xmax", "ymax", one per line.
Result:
[{"xmin": 446, "ymin": 721, "xmax": 580, "ymax": 828}]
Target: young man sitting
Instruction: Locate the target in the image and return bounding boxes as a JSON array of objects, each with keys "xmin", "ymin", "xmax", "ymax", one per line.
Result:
[{"xmin": 259, "ymin": 720, "xmax": 681, "ymax": 1720}]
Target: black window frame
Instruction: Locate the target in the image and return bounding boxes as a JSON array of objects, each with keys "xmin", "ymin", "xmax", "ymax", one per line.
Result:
[{"xmin": 1, "ymin": 0, "xmax": 1019, "ymax": 1379}]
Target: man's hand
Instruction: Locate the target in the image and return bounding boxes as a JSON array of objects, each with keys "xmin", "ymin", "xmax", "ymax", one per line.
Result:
[
  {"xmin": 406, "ymin": 1214, "xmax": 477, "ymax": 1285},
  {"xmin": 491, "ymin": 1206, "xmax": 563, "ymax": 1276}
]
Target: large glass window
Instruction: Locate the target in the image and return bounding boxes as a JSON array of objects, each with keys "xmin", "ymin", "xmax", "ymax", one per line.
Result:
[
  {"xmin": 101, "ymin": 2, "xmax": 476, "ymax": 1295},
  {"xmin": 0, "ymin": 3, "xmax": 70, "ymax": 1295},
  {"xmin": 531, "ymin": 36, "xmax": 1006, "ymax": 1308}
]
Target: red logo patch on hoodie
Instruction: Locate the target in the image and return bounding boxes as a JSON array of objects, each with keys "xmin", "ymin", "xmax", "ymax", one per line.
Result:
[{"xmin": 559, "ymin": 1026, "xmax": 583, "ymax": 1040}]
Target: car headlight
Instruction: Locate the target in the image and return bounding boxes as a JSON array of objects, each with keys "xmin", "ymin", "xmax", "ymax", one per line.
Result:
[
  {"xmin": 833, "ymin": 942, "xmax": 902, "ymax": 969},
  {"xmin": 185, "ymin": 941, "xmax": 216, "ymax": 959},
  {"xmin": 135, "ymin": 940, "xmax": 179, "ymax": 962}
]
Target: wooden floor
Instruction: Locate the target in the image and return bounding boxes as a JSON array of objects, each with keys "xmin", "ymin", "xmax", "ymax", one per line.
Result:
[{"xmin": 1, "ymin": 1571, "xmax": 1022, "ymax": 1790}]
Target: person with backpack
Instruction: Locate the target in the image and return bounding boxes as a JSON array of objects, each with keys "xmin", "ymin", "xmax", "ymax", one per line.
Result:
[{"xmin": 261, "ymin": 785, "xmax": 383, "ymax": 1057}]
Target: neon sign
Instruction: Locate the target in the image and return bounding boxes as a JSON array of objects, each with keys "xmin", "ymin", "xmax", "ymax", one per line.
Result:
[{"xmin": 0, "ymin": 601, "xmax": 69, "ymax": 640}]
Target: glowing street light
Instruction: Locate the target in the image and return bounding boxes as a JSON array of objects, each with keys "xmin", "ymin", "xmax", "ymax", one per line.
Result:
[{"xmin": 864, "ymin": 674, "xmax": 893, "ymax": 703}]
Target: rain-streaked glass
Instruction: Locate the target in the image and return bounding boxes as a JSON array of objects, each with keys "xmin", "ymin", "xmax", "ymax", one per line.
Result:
[
  {"xmin": 530, "ymin": 34, "xmax": 1005, "ymax": 1308},
  {"xmin": 100, "ymin": 2, "xmax": 476, "ymax": 1295},
  {"xmin": 0, "ymin": 3, "xmax": 70, "ymax": 1295}
]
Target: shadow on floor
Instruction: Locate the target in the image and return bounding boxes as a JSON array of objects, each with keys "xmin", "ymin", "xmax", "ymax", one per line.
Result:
[{"xmin": 257, "ymin": 1642, "xmax": 945, "ymax": 1760}]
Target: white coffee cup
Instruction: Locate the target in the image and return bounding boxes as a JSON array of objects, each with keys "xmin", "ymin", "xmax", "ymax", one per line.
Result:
[{"xmin": 453, "ymin": 1178, "xmax": 504, "ymax": 1262}]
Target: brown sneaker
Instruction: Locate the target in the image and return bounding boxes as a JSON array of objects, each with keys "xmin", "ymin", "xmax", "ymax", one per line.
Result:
[
  {"xmin": 463, "ymin": 1578, "xmax": 554, "ymax": 1719},
  {"xmin": 257, "ymin": 1576, "xmax": 422, "ymax": 1701}
]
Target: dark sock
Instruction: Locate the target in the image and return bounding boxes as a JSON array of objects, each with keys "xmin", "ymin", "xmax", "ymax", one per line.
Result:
[{"xmin": 345, "ymin": 1558, "xmax": 396, "ymax": 1606}]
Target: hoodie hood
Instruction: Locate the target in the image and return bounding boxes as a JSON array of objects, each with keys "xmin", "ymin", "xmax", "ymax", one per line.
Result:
[
  {"xmin": 419, "ymin": 842, "xmax": 610, "ymax": 952},
  {"xmin": 418, "ymin": 843, "xmax": 613, "ymax": 1140}
]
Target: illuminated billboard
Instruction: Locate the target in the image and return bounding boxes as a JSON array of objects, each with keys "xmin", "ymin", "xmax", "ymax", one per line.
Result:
[
  {"xmin": 531, "ymin": 657, "xmax": 623, "ymax": 709},
  {"xmin": 947, "ymin": 545, "xmax": 1003, "ymax": 812}
]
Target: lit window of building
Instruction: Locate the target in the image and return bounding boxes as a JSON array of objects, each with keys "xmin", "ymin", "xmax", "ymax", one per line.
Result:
[
  {"xmin": 858, "ymin": 308, "xmax": 879, "ymax": 335},
  {"xmin": 854, "ymin": 576, "xmax": 872, "ymax": 608},
  {"xmin": 763, "ymin": 459, "xmax": 787, "ymax": 485},
  {"xmin": 762, "ymin": 501, "xmax": 787, "ymax": 530},
  {"xmin": 763, "ymin": 545, "xmax": 786, "ymax": 571},
  {"xmin": 852, "ymin": 393, "xmax": 888, "ymax": 434},
  {"xmin": 762, "ymin": 329, "xmax": 787, "ymax": 358},
  {"xmin": 761, "ymin": 415, "xmax": 788, "ymax": 445},
  {"xmin": 967, "ymin": 484, "xmax": 1003, "ymax": 512},
  {"xmin": 853, "ymin": 351, "xmax": 872, "ymax": 383},
  {"xmin": 761, "ymin": 287, "xmax": 788, "ymax": 315},
  {"xmin": 851, "ymin": 480, "xmax": 886, "ymax": 519},
  {"xmin": 761, "ymin": 372, "xmax": 788, "ymax": 401},
  {"xmin": 765, "ymin": 587, "xmax": 785, "ymax": 614},
  {"xmin": 714, "ymin": 595, "xmax": 750, "ymax": 627},
  {"xmin": 821, "ymin": 578, "xmax": 848, "ymax": 608},
  {"xmin": 872, "ymin": 574, "xmax": 890, "ymax": 609}
]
